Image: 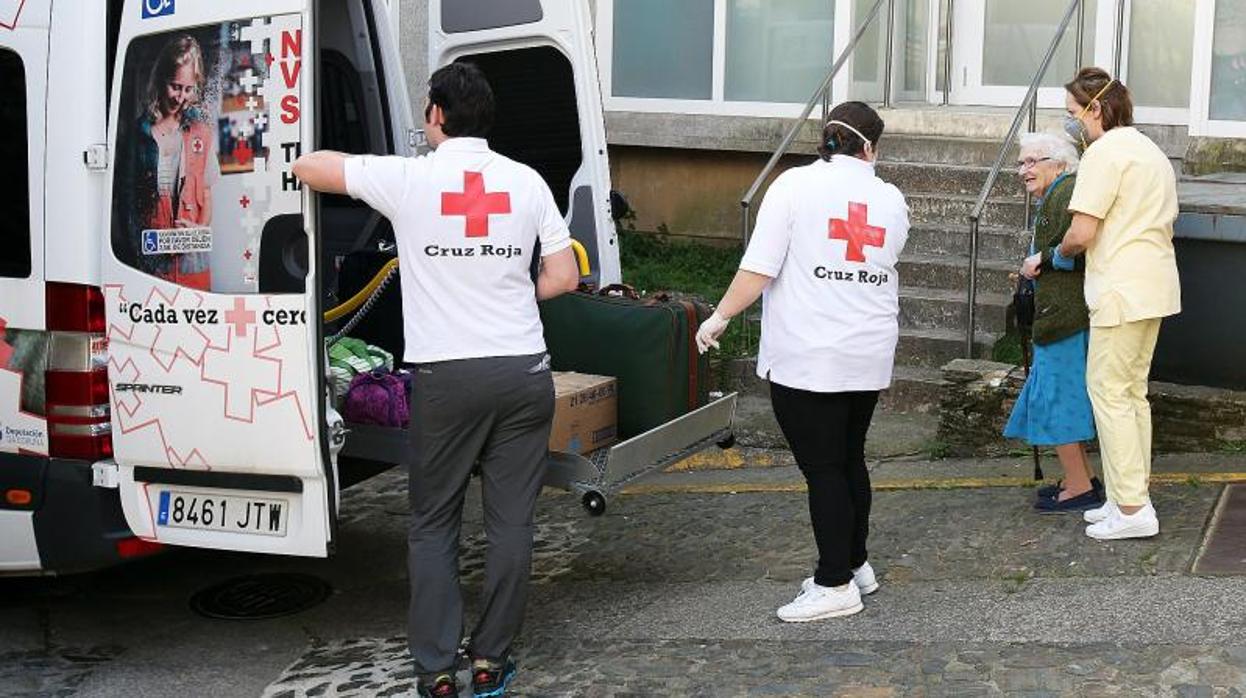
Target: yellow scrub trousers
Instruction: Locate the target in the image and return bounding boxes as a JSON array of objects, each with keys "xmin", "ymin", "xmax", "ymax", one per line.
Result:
[{"xmin": 1086, "ymin": 318, "xmax": 1162, "ymax": 507}]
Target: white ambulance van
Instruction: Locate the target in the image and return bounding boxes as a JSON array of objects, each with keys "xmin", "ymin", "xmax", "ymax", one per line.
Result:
[{"xmin": 0, "ymin": 0, "xmax": 734, "ymax": 574}]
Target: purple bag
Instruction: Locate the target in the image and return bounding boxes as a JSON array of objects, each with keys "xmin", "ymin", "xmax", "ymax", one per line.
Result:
[{"xmin": 342, "ymin": 370, "xmax": 410, "ymax": 428}]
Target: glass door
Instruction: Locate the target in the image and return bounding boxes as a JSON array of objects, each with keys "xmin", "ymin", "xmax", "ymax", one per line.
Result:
[
  {"xmin": 1120, "ymin": 0, "xmax": 1196, "ymax": 125},
  {"xmin": 949, "ymin": 0, "xmax": 1101, "ymax": 107}
]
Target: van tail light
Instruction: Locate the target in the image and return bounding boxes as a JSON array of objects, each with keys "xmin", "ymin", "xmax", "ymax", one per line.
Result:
[
  {"xmin": 115, "ymin": 536, "xmax": 163, "ymax": 559},
  {"xmin": 44, "ymin": 283, "xmax": 112, "ymax": 461}
]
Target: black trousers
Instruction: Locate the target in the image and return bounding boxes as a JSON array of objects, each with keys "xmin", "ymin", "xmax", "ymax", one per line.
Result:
[{"xmin": 769, "ymin": 382, "xmax": 879, "ymax": 587}]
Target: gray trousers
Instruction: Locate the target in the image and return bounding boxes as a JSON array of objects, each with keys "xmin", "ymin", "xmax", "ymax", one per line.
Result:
[{"xmin": 406, "ymin": 352, "xmax": 554, "ymax": 674}]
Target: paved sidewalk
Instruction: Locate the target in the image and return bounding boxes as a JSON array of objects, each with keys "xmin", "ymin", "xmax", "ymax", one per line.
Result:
[
  {"xmin": 262, "ymin": 473, "xmax": 1245, "ymax": 697},
  {"xmin": 4, "ymin": 450, "xmax": 1244, "ymax": 697}
]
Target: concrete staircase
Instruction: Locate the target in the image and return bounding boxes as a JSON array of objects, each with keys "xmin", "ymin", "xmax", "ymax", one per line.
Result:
[{"xmin": 874, "ymin": 134, "xmax": 1030, "ymax": 410}]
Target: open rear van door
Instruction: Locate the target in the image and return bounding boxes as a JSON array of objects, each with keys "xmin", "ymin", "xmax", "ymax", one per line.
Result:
[{"xmin": 101, "ymin": 0, "xmax": 334, "ymax": 556}]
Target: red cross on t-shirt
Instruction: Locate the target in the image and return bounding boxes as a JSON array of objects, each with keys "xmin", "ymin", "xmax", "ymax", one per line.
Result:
[
  {"xmin": 441, "ymin": 171, "xmax": 511, "ymax": 238},
  {"xmin": 829, "ymin": 202, "xmax": 887, "ymax": 263}
]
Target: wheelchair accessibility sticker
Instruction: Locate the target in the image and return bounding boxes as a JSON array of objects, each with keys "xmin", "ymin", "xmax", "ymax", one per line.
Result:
[
  {"xmin": 142, "ymin": 0, "xmax": 175, "ymax": 19},
  {"xmin": 142, "ymin": 228, "xmax": 212, "ymax": 255}
]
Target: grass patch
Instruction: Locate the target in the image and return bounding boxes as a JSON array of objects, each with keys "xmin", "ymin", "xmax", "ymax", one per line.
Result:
[
  {"xmin": 1218, "ymin": 440, "xmax": 1246, "ymax": 454},
  {"xmin": 924, "ymin": 440, "xmax": 953, "ymax": 460},
  {"xmin": 992, "ymin": 328, "xmax": 1024, "ymax": 365},
  {"xmin": 618, "ymin": 230, "xmax": 758, "ymax": 358}
]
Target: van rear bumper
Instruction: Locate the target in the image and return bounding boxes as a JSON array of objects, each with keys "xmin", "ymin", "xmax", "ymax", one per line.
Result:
[{"xmin": 0, "ymin": 453, "xmax": 134, "ymax": 574}]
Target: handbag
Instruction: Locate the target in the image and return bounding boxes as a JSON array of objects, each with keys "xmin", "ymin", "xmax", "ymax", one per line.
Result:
[
  {"xmin": 1013, "ymin": 276, "xmax": 1036, "ymax": 333},
  {"xmin": 342, "ymin": 370, "xmax": 410, "ymax": 428}
]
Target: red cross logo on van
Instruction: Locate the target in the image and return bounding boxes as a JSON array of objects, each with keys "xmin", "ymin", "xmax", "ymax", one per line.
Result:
[
  {"xmin": 441, "ymin": 171, "xmax": 511, "ymax": 238},
  {"xmin": 829, "ymin": 202, "xmax": 886, "ymax": 263},
  {"xmin": 224, "ymin": 298, "xmax": 256, "ymax": 338}
]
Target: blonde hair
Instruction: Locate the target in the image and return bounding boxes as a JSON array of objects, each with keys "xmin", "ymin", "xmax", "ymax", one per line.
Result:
[{"xmin": 145, "ymin": 35, "xmax": 205, "ymax": 121}]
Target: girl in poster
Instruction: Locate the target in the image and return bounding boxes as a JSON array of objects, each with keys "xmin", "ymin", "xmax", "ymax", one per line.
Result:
[{"xmin": 133, "ymin": 35, "xmax": 220, "ymax": 290}]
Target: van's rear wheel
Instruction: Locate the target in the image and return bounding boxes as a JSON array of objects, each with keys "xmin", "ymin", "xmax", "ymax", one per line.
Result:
[{"xmin": 581, "ymin": 491, "xmax": 606, "ymax": 516}]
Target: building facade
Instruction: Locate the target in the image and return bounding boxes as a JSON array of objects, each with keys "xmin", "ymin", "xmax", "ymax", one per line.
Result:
[{"xmin": 397, "ymin": 1, "xmax": 1245, "ymax": 390}]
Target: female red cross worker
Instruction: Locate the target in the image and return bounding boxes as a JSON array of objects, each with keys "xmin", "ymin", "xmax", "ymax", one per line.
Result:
[
  {"xmin": 697, "ymin": 101, "xmax": 909, "ymax": 623},
  {"xmin": 292, "ymin": 62, "xmax": 580, "ymax": 698}
]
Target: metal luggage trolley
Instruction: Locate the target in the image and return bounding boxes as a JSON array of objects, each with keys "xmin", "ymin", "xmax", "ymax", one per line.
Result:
[
  {"xmin": 329, "ymin": 242, "xmax": 738, "ymax": 514},
  {"xmin": 340, "ymin": 392, "xmax": 738, "ymax": 517},
  {"xmin": 545, "ymin": 392, "xmax": 738, "ymax": 516}
]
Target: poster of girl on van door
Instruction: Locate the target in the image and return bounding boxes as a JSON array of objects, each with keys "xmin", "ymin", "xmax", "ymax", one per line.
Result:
[{"xmin": 113, "ymin": 22, "xmax": 272, "ymax": 292}]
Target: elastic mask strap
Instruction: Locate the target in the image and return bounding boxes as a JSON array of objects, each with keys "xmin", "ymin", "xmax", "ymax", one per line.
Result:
[
  {"xmin": 1079, "ymin": 79, "xmax": 1115, "ymax": 118},
  {"xmin": 827, "ymin": 120, "xmax": 872, "ymax": 148}
]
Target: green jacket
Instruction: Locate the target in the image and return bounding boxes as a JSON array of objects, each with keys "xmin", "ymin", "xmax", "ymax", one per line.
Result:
[{"xmin": 1032, "ymin": 175, "xmax": 1089, "ymax": 345}]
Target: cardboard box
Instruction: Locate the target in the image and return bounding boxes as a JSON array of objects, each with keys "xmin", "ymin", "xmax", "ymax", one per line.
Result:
[{"xmin": 549, "ymin": 372, "xmax": 618, "ymax": 455}]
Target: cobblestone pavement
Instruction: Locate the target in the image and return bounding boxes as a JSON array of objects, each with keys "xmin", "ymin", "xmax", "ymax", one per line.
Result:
[
  {"xmin": 3, "ymin": 462, "xmax": 1245, "ymax": 697},
  {"xmin": 264, "ymin": 637, "xmax": 1246, "ymax": 697}
]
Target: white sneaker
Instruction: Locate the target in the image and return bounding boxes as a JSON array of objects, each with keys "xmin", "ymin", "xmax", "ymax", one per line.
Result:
[
  {"xmin": 800, "ymin": 563, "xmax": 879, "ymax": 597},
  {"xmin": 778, "ymin": 580, "xmax": 863, "ymax": 622},
  {"xmin": 1083, "ymin": 500, "xmax": 1118, "ymax": 524},
  {"xmin": 853, "ymin": 562, "xmax": 879, "ymax": 595},
  {"xmin": 1086, "ymin": 502, "xmax": 1160, "ymax": 540}
]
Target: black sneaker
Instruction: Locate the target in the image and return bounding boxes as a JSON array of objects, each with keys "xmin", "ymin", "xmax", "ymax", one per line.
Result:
[
  {"xmin": 1034, "ymin": 487, "xmax": 1105, "ymax": 513},
  {"xmin": 471, "ymin": 657, "xmax": 517, "ymax": 698},
  {"xmin": 1038, "ymin": 477, "xmax": 1103, "ymax": 500},
  {"xmin": 417, "ymin": 672, "xmax": 459, "ymax": 698}
]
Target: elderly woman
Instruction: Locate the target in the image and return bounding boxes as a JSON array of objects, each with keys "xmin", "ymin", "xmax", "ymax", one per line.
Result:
[
  {"xmin": 1024, "ymin": 68, "xmax": 1180, "ymax": 540},
  {"xmin": 1004, "ymin": 132, "xmax": 1102, "ymax": 512}
]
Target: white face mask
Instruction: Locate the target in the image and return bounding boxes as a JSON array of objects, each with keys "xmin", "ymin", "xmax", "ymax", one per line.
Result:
[
  {"xmin": 1063, "ymin": 114, "xmax": 1089, "ymax": 150},
  {"xmin": 1065, "ymin": 79, "xmax": 1116, "ymax": 149},
  {"xmin": 826, "ymin": 119, "xmax": 876, "ymax": 163}
]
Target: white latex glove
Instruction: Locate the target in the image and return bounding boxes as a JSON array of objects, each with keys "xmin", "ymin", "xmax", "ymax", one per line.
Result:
[{"xmin": 695, "ymin": 311, "xmax": 729, "ymax": 354}]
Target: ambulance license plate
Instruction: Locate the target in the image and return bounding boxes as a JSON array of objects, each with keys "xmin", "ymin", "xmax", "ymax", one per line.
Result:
[{"xmin": 156, "ymin": 490, "xmax": 289, "ymax": 536}]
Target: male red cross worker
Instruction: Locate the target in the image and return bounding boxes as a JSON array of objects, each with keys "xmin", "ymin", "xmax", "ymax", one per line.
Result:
[
  {"xmin": 292, "ymin": 62, "xmax": 579, "ymax": 698},
  {"xmin": 697, "ymin": 101, "xmax": 910, "ymax": 623}
]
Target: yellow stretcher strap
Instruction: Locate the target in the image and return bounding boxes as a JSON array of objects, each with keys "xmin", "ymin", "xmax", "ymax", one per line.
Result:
[
  {"xmin": 321, "ymin": 240, "xmax": 590, "ymax": 322},
  {"xmin": 323, "ymin": 257, "xmax": 399, "ymax": 322},
  {"xmin": 569, "ymin": 239, "xmax": 590, "ymax": 277}
]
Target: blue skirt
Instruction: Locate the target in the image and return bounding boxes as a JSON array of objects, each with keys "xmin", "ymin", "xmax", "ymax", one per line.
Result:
[{"xmin": 1003, "ymin": 330, "xmax": 1096, "ymax": 446}]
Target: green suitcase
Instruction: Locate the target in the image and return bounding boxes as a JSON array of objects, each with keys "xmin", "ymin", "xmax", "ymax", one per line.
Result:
[{"xmin": 539, "ymin": 289, "xmax": 711, "ymax": 440}]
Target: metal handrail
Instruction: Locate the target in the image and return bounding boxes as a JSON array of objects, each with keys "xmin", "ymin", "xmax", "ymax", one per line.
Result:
[
  {"xmin": 738, "ymin": 0, "xmax": 893, "ymax": 349},
  {"xmin": 963, "ymin": 0, "xmax": 1083, "ymax": 358},
  {"xmin": 942, "ymin": 0, "xmax": 954, "ymax": 105}
]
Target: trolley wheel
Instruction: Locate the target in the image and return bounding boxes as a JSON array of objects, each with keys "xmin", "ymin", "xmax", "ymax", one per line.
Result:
[
  {"xmin": 716, "ymin": 433, "xmax": 737, "ymax": 450},
  {"xmin": 581, "ymin": 491, "xmax": 607, "ymax": 516}
]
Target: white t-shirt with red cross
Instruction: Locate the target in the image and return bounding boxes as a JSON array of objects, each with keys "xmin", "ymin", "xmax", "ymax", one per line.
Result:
[
  {"xmin": 740, "ymin": 155, "xmax": 910, "ymax": 393},
  {"xmin": 344, "ymin": 137, "xmax": 571, "ymax": 364}
]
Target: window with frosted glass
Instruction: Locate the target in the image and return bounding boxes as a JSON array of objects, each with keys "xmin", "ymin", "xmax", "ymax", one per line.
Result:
[
  {"xmin": 1210, "ymin": 0, "xmax": 1246, "ymax": 121},
  {"xmin": 982, "ymin": 0, "xmax": 1096, "ymax": 88},
  {"xmin": 1127, "ymin": 0, "xmax": 1194, "ymax": 109},
  {"xmin": 725, "ymin": 0, "xmax": 835, "ymax": 103},
  {"xmin": 612, "ymin": 0, "xmax": 714, "ymax": 99},
  {"xmin": 849, "ymin": 0, "xmax": 928, "ymax": 102}
]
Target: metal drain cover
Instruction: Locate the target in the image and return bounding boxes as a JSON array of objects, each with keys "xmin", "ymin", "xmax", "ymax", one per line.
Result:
[{"xmin": 190, "ymin": 573, "xmax": 332, "ymax": 620}]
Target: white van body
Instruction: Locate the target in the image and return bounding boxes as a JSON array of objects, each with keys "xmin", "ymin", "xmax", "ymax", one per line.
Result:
[{"xmin": 1, "ymin": 0, "xmax": 725, "ymax": 574}]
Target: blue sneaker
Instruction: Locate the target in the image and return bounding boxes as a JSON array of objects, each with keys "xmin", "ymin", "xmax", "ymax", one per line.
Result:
[
  {"xmin": 417, "ymin": 672, "xmax": 459, "ymax": 698},
  {"xmin": 471, "ymin": 657, "xmax": 517, "ymax": 697},
  {"xmin": 1035, "ymin": 487, "xmax": 1105, "ymax": 513}
]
